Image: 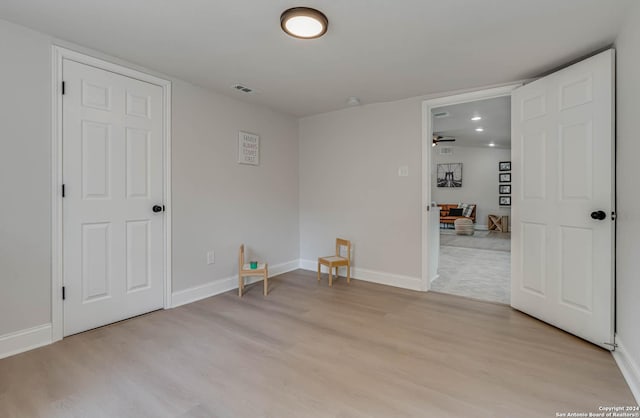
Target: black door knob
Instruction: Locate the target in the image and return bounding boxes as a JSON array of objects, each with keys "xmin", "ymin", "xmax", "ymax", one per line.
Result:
[
  {"xmin": 152, "ymin": 205, "xmax": 163, "ymax": 213},
  {"xmin": 590, "ymin": 210, "xmax": 607, "ymax": 220}
]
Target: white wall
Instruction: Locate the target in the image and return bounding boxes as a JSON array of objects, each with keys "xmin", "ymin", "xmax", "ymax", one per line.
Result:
[
  {"xmin": 0, "ymin": 18, "xmax": 299, "ymax": 337},
  {"xmin": 432, "ymin": 146, "xmax": 511, "ymax": 228},
  {"xmin": 614, "ymin": 0, "xmax": 640, "ymax": 400},
  {"xmin": 299, "ymin": 98, "xmax": 423, "ymax": 279},
  {"xmin": 0, "ymin": 19, "xmax": 52, "ymax": 336},
  {"xmin": 172, "ymin": 80, "xmax": 299, "ymax": 291}
]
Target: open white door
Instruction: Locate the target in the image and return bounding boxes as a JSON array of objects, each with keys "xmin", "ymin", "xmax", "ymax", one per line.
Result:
[{"xmin": 511, "ymin": 50, "xmax": 615, "ymax": 349}]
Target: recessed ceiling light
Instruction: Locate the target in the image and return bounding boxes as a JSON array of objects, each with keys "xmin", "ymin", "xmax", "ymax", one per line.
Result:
[
  {"xmin": 281, "ymin": 7, "xmax": 328, "ymax": 39},
  {"xmin": 471, "ymin": 116, "xmax": 482, "ymax": 121},
  {"xmin": 488, "ymin": 143, "xmax": 496, "ymax": 147},
  {"xmin": 475, "ymin": 127, "xmax": 484, "ymax": 132}
]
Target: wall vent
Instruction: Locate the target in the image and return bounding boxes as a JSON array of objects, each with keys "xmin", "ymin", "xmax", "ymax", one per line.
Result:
[
  {"xmin": 433, "ymin": 111, "xmax": 450, "ymax": 118},
  {"xmin": 438, "ymin": 146, "xmax": 454, "ymax": 155},
  {"xmin": 232, "ymin": 84, "xmax": 254, "ymax": 93}
]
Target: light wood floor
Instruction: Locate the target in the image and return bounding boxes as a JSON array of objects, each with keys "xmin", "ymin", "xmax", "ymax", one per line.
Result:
[{"xmin": 0, "ymin": 270, "xmax": 635, "ymax": 417}]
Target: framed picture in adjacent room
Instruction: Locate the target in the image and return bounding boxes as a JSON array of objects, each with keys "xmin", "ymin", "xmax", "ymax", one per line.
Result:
[
  {"xmin": 436, "ymin": 163, "xmax": 463, "ymax": 187},
  {"xmin": 499, "ymin": 184, "xmax": 511, "ymax": 194},
  {"xmin": 499, "ymin": 173, "xmax": 511, "ymax": 183},
  {"xmin": 499, "ymin": 161, "xmax": 511, "ymax": 171},
  {"xmin": 499, "ymin": 196, "xmax": 511, "ymax": 206}
]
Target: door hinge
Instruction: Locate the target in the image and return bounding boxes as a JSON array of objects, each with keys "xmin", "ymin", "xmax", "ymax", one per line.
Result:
[
  {"xmin": 162, "ymin": 205, "xmax": 166, "ymax": 212},
  {"xmin": 61, "ymin": 184, "xmax": 65, "ymax": 198},
  {"xmin": 611, "ymin": 211, "xmax": 616, "ymax": 221},
  {"xmin": 603, "ymin": 342, "xmax": 618, "ymax": 349},
  {"xmin": 61, "ymin": 81, "xmax": 65, "ymax": 95},
  {"xmin": 62, "ymin": 286, "xmax": 66, "ymax": 300}
]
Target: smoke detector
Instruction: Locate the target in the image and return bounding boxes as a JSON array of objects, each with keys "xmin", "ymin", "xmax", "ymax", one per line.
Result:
[{"xmin": 347, "ymin": 96, "xmax": 361, "ymax": 106}]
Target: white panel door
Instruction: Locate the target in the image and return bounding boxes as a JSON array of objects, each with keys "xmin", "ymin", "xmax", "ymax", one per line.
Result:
[
  {"xmin": 511, "ymin": 50, "xmax": 614, "ymax": 349},
  {"xmin": 63, "ymin": 59, "xmax": 165, "ymax": 336}
]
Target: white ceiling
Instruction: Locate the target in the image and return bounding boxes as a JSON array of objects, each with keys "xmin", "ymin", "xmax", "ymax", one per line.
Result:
[
  {"xmin": 0, "ymin": 0, "xmax": 632, "ymax": 116},
  {"xmin": 433, "ymin": 96, "xmax": 511, "ymax": 149}
]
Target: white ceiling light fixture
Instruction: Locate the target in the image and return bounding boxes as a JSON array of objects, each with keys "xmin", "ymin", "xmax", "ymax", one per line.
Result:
[
  {"xmin": 475, "ymin": 127, "xmax": 484, "ymax": 132},
  {"xmin": 471, "ymin": 116, "xmax": 482, "ymax": 121},
  {"xmin": 281, "ymin": 7, "xmax": 328, "ymax": 39},
  {"xmin": 488, "ymin": 142, "xmax": 496, "ymax": 147},
  {"xmin": 347, "ymin": 96, "xmax": 361, "ymax": 106}
]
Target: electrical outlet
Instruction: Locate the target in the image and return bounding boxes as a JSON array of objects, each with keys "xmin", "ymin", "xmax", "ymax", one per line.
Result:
[
  {"xmin": 398, "ymin": 166, "xmax": 409, "ymax": 177},
  {"xmin": 207, "ymin": 251, "xmax": 215, "ymax": 264}
]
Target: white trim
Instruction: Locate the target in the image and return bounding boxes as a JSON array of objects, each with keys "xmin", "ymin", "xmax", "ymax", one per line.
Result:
[
  {"xmin": 50, "ymin": 46, "xmax": 172, "ymax": 341},
  {"xmin": 171, "ymin": 260, "xmax": 300, "ymax": 308},
  {"xmin": 421, "ymin": 84, "xmax": 521, "ymax": 292},
  {"xmin": 298, "ymin": 259, "xmax": 422, "ymax": 291},
  {"xmin": 612, "ymin": 336, "xmax": 640, "ymax": 404},
  {"xmin": 0, "ymin": 324, "xmax": 52, "ymax": 360}
]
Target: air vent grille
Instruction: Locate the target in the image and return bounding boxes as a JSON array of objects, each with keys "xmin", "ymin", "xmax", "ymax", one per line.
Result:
[
  {"xmin": 433, "ymin": 111, "xmax": 450, "ymax": 118},
  {"xmin": 232, "ymin": 84, "xmax": 253, "ymax": 93}
]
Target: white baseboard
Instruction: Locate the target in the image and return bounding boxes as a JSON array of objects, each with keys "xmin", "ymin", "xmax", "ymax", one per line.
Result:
[
  {"xmin": 612, "ymin": 336, "xmax": 640, "ymax": 404},
  {"xmin": 0, "ymin": 323, "xmax": 52, "ymax": 360},
  {"xmin": 298, "ymin": 259, "xmax": 422, "ymax": 291},
  {"xmin": 171, "ymin": 259, "xmax": 299, "ymax": 308},
  {"xmin": 475, "ymin": 224, "xmax": 488, "ymax": 231},
  {"xmin": 430, "ymin": 273, "xmax": 440, "ymax": 284}
]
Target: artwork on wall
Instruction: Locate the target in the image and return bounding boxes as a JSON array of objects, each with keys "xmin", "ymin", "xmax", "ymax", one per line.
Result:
[
  {"xmin": 499, "ymin": 173, "xmax": 511, "ymax": 183},
  {"xmin": 499, "ymin": 196, "xmax": 512, "ymax": 206},
  {"xmin": 498, "ymin": 161, "xmax": 511, "ymax": 207},
  {"xmin": 437, "ymin": 163, "xmax": 463, "ymax": 187},
  {"xmin": 238, "ymin": 131, "xmax": 259, "ymax": 165}
]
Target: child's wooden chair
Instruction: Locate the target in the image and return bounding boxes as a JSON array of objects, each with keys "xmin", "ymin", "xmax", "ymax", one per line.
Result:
[
  {"xmin": 238, "ymin": 244, "xmax": 268, "ymax": 297},
  {"xmin": 317, "ymin": 238, "xmax": 351, "ymax": 287}
]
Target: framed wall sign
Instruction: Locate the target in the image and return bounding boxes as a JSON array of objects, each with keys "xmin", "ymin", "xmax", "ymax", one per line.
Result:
[
  {"xmin": 499, "ymin": 196, "xmax": 511, "ymax": 206},
  {"xmin": 238, "ymin": 131, "xmax": 259, "ymax": 165},
  {"xmin": 499, "ymin": 184, "xmax": 511, "ymax": 194},
  {"xmin": 499, "ymin": 161, "xmax": 511, "ymax": 171},
  {"xmin": 499, "ymin": 173, "xmax": 511, "ymax": 183}
]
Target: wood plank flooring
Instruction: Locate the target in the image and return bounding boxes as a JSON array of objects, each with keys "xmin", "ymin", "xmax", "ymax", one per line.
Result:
[{"xmin": 0, "ymin": 270, "xmax": 635, "ymax": 417}]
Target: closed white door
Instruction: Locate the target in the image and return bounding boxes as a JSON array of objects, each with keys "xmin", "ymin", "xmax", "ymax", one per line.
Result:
[
  {"xmin": 63, "ymin": 59, "xmax": 165, "ymax": 336},
  {"xmin": 511, "ymin": 50, "xmax": 614, "ymax": 349}
]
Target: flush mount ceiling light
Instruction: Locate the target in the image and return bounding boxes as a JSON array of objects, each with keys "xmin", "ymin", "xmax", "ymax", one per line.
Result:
[
  {"xmin": 471, "ymin": 116, "xmax": 482, "ymax": 121},
  {"xmin": 280, "ymin": 7, "xmax": 328, "ymax": 39},
  {"xmin": 488, "ymin": 142, "xmax": 496, "ymax": 147},
  {"xmin": 475, "ymin": 127, "xmax": 484, "ymax": 132}
]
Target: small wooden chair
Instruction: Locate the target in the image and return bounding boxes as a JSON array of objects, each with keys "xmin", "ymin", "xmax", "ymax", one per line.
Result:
[
  {"xmin": 238, "ymin": 244, "xmax": 268, "ymax": 297},
  {"xmin": 317, "ymin": 238, "xmax": 351, "ymax": 287}
]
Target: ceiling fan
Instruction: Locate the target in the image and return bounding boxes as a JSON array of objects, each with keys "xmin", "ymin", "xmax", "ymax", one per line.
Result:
[{"xmin": 432, "ymin": 134, "xmax": 456, "ymax": 146}]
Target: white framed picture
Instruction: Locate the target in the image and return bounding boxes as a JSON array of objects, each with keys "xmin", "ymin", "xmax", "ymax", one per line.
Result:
[{"xmin": 238, "ymin": 131, "xmax": 259, "ymax": 165}]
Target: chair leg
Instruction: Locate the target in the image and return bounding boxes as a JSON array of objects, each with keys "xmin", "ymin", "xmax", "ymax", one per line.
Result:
[
  {"xmin": 264, "ymin": 269, "xmax": 268, "ymax": 296},
  {"xmin": 347, "ymin": 263, "xmax": 351, "ymax": 284},
  {"xmin": 329, "ymin": 266, "xmax": 333, "ymax": 287},
  {"xmin": 317, "ymin": 262, "xmax": 321, "ymax": 281},
  {"xmin": 335, "ymin": 266, "xmax": 339, "ymax": 281},
  {"xmin": 238, "ymin": 275, "xmax": 243, "ymax": 297}
]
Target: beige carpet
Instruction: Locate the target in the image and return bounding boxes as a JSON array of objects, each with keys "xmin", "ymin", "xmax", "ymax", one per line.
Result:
[{"xmin": 432, "ymin": 230, "xmax": 511, "ymax": 304}]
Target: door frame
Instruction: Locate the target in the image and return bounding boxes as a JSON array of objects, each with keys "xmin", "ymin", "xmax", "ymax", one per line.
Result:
[
  {"xmin": 50, "ymin": 46, "xmax": 172, "ymax": 342},
  {"xmin": 421, "ymin": 84, "xmax": 521, "ymax": 290}
]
